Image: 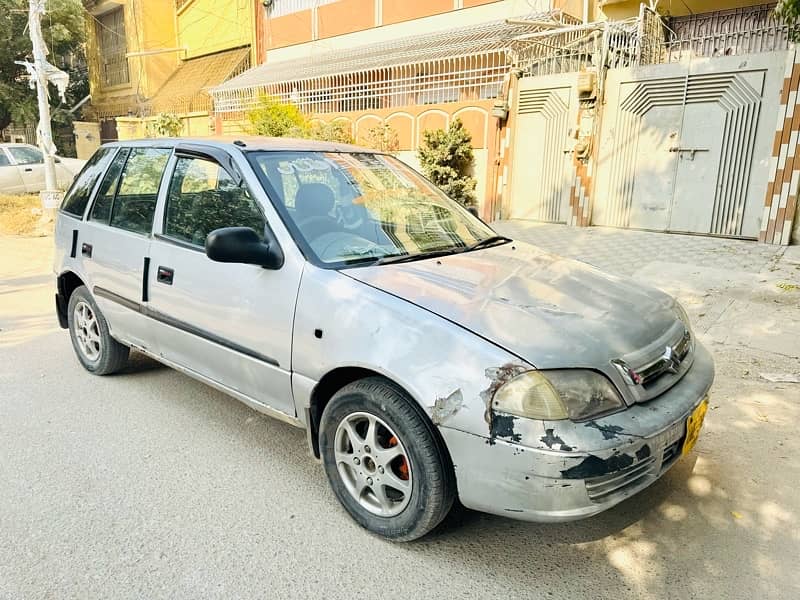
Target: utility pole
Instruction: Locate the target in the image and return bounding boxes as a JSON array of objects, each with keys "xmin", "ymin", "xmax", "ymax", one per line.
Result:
[{"xmin": 17, "ymin": 0, "xmax": 69, "ymax": 217}]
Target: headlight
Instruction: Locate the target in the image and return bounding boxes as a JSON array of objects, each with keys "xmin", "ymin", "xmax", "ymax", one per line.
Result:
[
  {"xmin": 673, "ymin": 301, "xmax": 692, "ymax": 331},
  {"xmin": 492, "ymin": 370, "xmax": 625, "ymax": 422}
]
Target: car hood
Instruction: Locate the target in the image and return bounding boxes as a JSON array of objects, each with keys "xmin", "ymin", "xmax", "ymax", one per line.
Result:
[{"xmin": 344, "ymin": 241, "xmax": 677, "ymax": 369}]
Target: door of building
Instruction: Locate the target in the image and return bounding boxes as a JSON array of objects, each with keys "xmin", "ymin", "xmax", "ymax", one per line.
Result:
[{"xmin": 592, "ymin": 51, "xmax": 790, "ymax": 238}]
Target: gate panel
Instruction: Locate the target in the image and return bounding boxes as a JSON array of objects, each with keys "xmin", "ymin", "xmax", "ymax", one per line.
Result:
[
  {"xmin": 509, "ymin": 75, "xmax": 577, "ymax": 223},
  {"xmin": 594, "ymin": 52, "xmax": 789, "ymax": 239}
]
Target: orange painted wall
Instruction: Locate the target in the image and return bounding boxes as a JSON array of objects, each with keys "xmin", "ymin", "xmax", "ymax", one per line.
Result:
[
  {"xmin": 318, "ymin": 0, "xmax": 375, "ymax": 39},
  {"xmin": 463, "ymin": 0, "xmax": 501, "ymax": 6},
  {"xmin": 381, "ymin": 0, "xmax": 453, "ymax": 25},
  {"xmin": 313, "ymin": 101, "xmax": 493, "ymax": 149},
  {"xmin": 267, "ymin": 10, "xmax": 313, "ymax": 49}
]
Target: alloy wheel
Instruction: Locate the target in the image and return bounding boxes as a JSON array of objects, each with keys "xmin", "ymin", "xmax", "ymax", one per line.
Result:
[
  {"xmin": 334, "ymin": 411, "xmax": 412, "ymax": 517},
  {"xmin": 73, "ymin": 300, "xmax": 102, "ymax": 362}
]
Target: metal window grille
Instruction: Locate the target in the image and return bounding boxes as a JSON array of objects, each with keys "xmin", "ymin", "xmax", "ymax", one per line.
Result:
[
  {"xmin": 267, "ymin": 0, "xmax": 339, "ymax": 18},
  {"xmin": 662, "ymin": 3, "xmax": 793, "ymax": 61},
  {"xmin": 212, "ymin": 16, "xmax": 560, "ymax": 115},
  {"xmin": 96, "ymin": 8, "xmax": 129, "ymax": 87}
]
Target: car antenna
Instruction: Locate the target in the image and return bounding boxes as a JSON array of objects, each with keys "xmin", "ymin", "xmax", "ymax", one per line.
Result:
[{"xmin": 233, "ymin": 140, "xmax": 247, "ymax": 147}]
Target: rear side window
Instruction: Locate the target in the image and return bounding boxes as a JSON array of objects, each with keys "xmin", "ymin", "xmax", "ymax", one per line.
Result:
[
  {"xmin": 163, "ymin": 156, "xmax": 265, "ymax": 246},
  {"xmin": 60, "ymin": 147, "xmax": 115, "ymax": 217},
  {"xmin": 0, "ymin": 152, "xmax": 10, "ymax": 167},
  {"xmin": 86, "ymin": 147, "xmax": 170, "ymax": 235},
  {"xmin": 90, "ymin": 149, "xmax": 129, "ymax": 224}
]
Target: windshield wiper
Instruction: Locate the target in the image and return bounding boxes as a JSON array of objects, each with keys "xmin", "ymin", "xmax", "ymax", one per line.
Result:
[
  {"xmin": 375, "ymin": 248, "xmax": 460, "ymax": 265},
  {"xmin": 462, "ymin": 235, "xmax": 513, "ymax": 253}
]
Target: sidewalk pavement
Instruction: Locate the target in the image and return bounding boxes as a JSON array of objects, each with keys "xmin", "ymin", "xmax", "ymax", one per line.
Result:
[{"xmin": 494, "ymin": 221, "xmax": 800, "ymax": 362}]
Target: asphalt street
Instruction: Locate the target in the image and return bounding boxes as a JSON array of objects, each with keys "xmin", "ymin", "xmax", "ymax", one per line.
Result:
[{"xmin": 1, "ymin": 231, "xmax": 798, "ymax": 600}]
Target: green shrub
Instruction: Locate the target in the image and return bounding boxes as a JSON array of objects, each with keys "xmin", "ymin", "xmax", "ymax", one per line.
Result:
[
  {"xmin": 363, "ymin": 123, "xmax": 399, "ymax": 153},
  {"xmin": 247, "ymin": 95, "xmax": 307, "ymax": 137},
  {"xmin": 147, "ymin": 113, "xmax": 183, "ymax": 138},
  {"xmin": 417, "ymin": 118, "xmax": 477, "ymax": 207}
]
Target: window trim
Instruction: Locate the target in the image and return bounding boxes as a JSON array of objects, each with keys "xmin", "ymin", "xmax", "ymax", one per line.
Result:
[
  {"xmin": 59, "ymin": 147, "xmax": 119, "ymax": 219},
  {"xmin": 160, "ymin": 152, "xmax": 271, "ymax": 250},
  {"xmin": 86, "ymin": 146, "xmax": 172, "ymax": 237},
  {"xmin": 88, "ymin": 147, "xmax": 130, "ymax": 225}
]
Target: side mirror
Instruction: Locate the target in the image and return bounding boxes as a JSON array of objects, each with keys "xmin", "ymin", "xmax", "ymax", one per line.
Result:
[{"xmin": 205, "ymin": 227, "xmax": 284, "ymax": 269}]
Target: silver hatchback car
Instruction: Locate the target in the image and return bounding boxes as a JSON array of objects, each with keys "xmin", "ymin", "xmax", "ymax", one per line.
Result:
[{"xmin": 54, "ymin": 137, "xmax": 714, "ymax": 541}]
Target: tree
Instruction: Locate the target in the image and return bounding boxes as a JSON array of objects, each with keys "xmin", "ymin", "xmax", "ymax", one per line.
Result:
[
  {"xmin": 775, "ymin": 1, "xmax": 800, "ymax": 40},
  {"xmin": 417, "ymin": 118, "xmax": 477, "ymax": 207},
  {"xmin": 363, "ymin": 122, "xmax": 399, "ymax": 153},
  {"xmin": 0, "ymin": 0, "xmax": 86, "ymax": 137}
]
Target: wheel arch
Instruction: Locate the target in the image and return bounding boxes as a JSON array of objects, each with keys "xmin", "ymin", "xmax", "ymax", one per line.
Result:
[
  {"xmin": 56, "ymin": 270, "xmax": 87, "ymax": 329},
  {"xmin": 306, "ymin": 366, "xmax": 452, "ymax": 470}
]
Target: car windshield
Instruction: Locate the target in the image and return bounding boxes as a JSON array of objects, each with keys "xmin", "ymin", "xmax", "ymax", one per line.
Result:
[{"xmin": 248, "ymin": 151, "xmax": 498, "ymax": 267}]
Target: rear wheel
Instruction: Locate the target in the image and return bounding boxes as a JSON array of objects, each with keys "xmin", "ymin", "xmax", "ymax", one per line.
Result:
[
  {"xmin": 67, "ymin": 285, "xmax": 129, "ymax": 375},
  {"xmin": 320, "ymin": 377, "xmax": 455, "ymax": 541}
]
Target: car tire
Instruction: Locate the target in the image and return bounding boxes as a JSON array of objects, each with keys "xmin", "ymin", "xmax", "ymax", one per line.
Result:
[
  {"xmin": 67, "ymin": 285, "xmax": 129, "ymax": 375},
  {"xmin": 320, "ymin": 377, "xmax": 455, "ymax": 542}
]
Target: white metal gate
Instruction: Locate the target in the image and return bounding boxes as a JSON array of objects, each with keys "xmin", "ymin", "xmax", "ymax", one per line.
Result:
[
  {"xmin": 509, "ymin": 74, "xmax": 578, "ymax": 223},
  {"xmin": 593, "ymin": 51, "xmax": 791, "ymax": 238}
]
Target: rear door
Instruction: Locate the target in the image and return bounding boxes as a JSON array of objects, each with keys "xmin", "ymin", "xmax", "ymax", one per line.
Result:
[
  {"xmin": 0, "ymin": 148, "xmax": 26, "ymax": 193},
  {"xmin": 81, "ymin": 146, "xmax": 171, "ymax": 349},
  {"xmin": 146, "ymin": 149, "xmax": 299, "ymax": 417},
  {"xmin": 6, "ymin": 145, "xmax": 46, "ymax": 193}
]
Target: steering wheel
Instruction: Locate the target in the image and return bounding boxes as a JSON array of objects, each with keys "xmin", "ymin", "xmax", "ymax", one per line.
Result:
[
  {"xmin": 311, "ymin": 232, "xmax": 378, "ymax": 262},
  {"xmin": 296, "ymin": 215, "xmax": 338, "ymax": 243},
  {"xmin": 335, "ymin": 202, "xmax": 365, "ymax": 230}
]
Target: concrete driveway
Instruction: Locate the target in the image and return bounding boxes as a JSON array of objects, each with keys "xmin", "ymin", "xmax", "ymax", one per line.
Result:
[{"xmin": 1, "ymin": 226, "xmax": 798, "ymax": 600}]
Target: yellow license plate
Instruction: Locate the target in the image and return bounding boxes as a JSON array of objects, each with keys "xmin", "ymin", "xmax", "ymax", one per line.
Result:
[{"xmin": 682, "ymin": 398, "xmax": 709, "ymax": 455}]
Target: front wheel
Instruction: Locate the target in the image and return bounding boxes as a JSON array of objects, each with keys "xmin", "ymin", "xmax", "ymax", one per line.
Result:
[
  {"xmin": 319, "ymin": 377, "xmax": 455, "ymax": 541},
  {"xmin": 67, "ymin": 285, "xmax": 129, "ymax": 375}
]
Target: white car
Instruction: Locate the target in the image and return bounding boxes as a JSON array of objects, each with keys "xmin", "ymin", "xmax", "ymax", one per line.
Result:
[{"xmin": 0, "ymin": 143, "xmax": 85, "ymax": 194}]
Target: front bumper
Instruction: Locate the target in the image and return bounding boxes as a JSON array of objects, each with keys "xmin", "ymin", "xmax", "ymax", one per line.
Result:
[{"xmin": 440, "ymin": 342, "xmax": 715, "ymax": 522}]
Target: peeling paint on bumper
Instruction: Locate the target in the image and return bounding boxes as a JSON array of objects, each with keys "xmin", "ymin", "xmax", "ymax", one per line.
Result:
[{"xmin": 439, "ymin": 342, "xmax": 715, "ymax": 522}]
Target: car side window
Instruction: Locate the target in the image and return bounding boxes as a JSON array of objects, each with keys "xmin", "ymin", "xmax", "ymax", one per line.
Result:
[
  {"xmin": 109, "ymin": 148, "xmax": 171, "ymax": 234},
  {"xmin": 163, "ymin": 156, "xmax": 266, "ymax": 246},
  {"xmin": 0, "ymin": 152, "xmax": 10, "ymax": 167},
  {"xmin": 90, "ymin": 148, "xmax": 129, "ymax": 224},
  {"xmin": 8, "ymin": 146, "xmax": 43, "ymax": 165},
  {"xmin": 60, "ymin": 147, "xmax": 115, "ymax": 217}
]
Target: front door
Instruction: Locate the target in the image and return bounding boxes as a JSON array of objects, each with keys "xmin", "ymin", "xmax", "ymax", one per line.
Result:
[
  {"xmin": 0, "ymin": 149, "xmax": 26, "ymax": 193},
  {"xmin": 147, "ymin": 152, "xmax": 299, "ymax": 417},
  {"xmin": 6, "ymin": 145, "xmax": 45, "ymax": 193}
]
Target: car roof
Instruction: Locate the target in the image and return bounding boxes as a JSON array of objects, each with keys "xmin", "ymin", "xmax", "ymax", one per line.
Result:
[{"xmin": 102, "ymin": 136, "xmax": 381, "ymax": 155}]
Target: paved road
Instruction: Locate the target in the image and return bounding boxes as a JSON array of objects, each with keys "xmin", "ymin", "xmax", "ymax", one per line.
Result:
[{"xmin": 1, "ymin": 228, "xmax": 798, "ymax": 600}]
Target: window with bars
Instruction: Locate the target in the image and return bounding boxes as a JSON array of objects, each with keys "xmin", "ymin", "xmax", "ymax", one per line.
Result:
[{"xmin": 96, "ymin": 7, "xmax": 130, "ymax": 87}]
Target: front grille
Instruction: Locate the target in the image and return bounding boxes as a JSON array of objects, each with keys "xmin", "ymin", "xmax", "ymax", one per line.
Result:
[
  {"xmin": 637, "ymin": 330, "xmax": 692, "ymax": 388},
  {"xmin": 585, "ymin": 456, "xmax": 657, "ymax": 502}
]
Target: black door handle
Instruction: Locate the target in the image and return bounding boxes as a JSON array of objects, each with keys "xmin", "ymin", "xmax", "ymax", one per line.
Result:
[
  {"xmin": 24, "ymin": 167, "xmax": 33, "ymax": 172},
  {"xmin": 157, "ymin": 266, "xmax": 174, "ymax": 285},
  {"xmin": 81, "ymin": 243, "xmax": 92, "ymax": 258}
]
